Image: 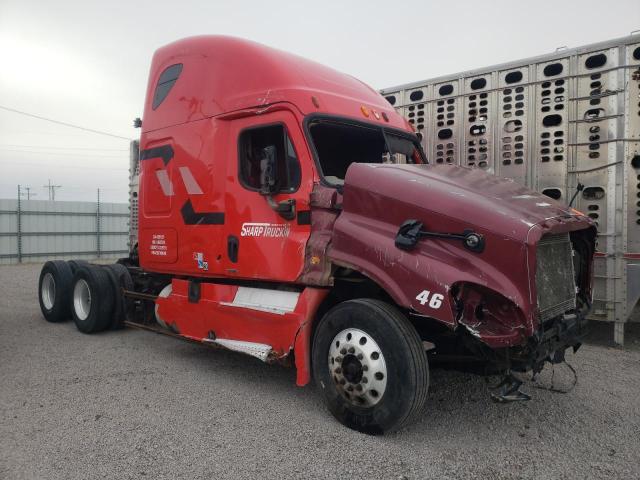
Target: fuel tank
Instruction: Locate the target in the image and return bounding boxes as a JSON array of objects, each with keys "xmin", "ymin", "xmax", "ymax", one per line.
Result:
[{"xmin": 328, "ymin": 163, "xmax": 596, "ymax": 348}]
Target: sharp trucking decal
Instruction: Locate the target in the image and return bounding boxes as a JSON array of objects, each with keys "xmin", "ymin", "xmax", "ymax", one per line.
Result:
[{"xmin": 241, "ymin": 222, "xmax": 291, "ymax": 238}]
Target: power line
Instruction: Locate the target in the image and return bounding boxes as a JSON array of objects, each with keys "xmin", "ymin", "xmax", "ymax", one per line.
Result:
[
  {"xmin": 0, "ymin": 105, "xmax": 133, "ymax": 141},
  {"xmin": 0, "ymin": 148, "xmax": 128, "ymax": 158},
  {"xmin": 2, "ymin": 161, "xmax": 127, "ymax": 170},
  {"xmin": 0, "ymin": 144, "xmax": 128, "ymax": 151}
]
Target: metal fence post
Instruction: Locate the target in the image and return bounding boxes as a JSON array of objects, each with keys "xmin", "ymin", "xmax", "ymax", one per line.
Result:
[
  {"xmin": 17, "ymin": 185, "xmax": 22, "ymax": 263},
  {"xmin": 96, "ymin": 188, "xmax": 101, "ymax": 258}
]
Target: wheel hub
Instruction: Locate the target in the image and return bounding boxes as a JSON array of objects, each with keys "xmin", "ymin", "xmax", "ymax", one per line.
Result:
[
  {"xmin": 41, "ymin": 272, "xmax": 56, "ymax": 310},
  {"xmin": 73, "ymin": 279, "xmax": 91, "ymax": 321},
  {"xmin": 341, "ymin": 354, "xmax": 363, "ymax": 384},
  {"xmin": 328, "ymin": 328, "xmax": 387, "ymax": 407}
]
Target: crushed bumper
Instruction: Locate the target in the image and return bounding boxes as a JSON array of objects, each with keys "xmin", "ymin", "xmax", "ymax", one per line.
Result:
[{"xmin": 511, "ymin": 307, "xmax": 589, "ymax": 373}]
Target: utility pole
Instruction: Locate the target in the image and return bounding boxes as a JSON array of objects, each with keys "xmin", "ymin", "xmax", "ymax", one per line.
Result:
[
  {"xmin": 43, "ymin": 179, "xmax": 62, "ymax": 201},
  {"xmin": 19, "ymin": 186, "xmax": 36, "ymax": 200}
]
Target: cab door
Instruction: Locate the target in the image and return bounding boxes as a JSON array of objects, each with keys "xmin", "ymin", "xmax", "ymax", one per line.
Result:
[{"xmin": 224, "ymin": 110, "xmax": 314, "ymax": 282}]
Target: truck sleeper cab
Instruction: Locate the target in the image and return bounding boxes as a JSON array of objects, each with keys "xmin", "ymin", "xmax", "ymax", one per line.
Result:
[{"xmin": 38, "ymin": 36, "xmax": 596, "ymax": 434}]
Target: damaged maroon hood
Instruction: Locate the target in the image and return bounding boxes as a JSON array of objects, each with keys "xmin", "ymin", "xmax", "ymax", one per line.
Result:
[
  {"xmin": 341, "ymin": 163, "xmax": 579, "ymax": 241},
  {"xmin": 328, "ymin": 163, "xmax": 595, "ymax": 347}
]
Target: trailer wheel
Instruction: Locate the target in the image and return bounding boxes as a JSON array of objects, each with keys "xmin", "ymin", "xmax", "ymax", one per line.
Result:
[
  {"xmin": 103, "ymin": 264, "xmax": 134, "ymax": 329},
  {"xmin": 70, "ymin": 265, "xmax": 115, "ymax": 334},
  {"xmin": 312, "ymin": 299, "xmax": 429, "ymax": 434},
  {"xmin": 67, "ymin": 259, "xmax": 89, "ymax": 274},
  {"xmin": 38, "ymin": 260, "xmax": 74, "ymax": 323}
]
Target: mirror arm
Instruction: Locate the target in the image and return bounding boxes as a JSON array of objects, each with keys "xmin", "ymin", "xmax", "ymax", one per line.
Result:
[
  {"xmin": 395, "ymin": 219, "xmax": 485, "ymax": 253},
  {"xmin": 264, "ymin": 194, "xmax": 296, "ymax": 221}
]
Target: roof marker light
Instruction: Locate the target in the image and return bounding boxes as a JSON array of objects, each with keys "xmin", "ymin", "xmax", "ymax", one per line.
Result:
[
  {"xmin": 311, "ymin": 96, "xmax": 320, "ymax": 108},
  {"xmin": 372, "ymin": 110, "xmax": 380, "ymax": 120},
  {"xmin": 381, "ymin": 112, "xmax": 389, "ymax": 122},
  {"xmin": 360, "ymin": 105, "xmax": 370, "ymax": 117}
]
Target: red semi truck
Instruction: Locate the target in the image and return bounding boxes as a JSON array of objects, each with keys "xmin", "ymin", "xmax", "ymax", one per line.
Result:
[{"xmin": 38, "ymin": 36, "xmax": 597, "ymax": 433}]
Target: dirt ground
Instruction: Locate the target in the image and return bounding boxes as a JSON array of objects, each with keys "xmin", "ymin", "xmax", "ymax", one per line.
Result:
[{"xmin": 1, "ymin": 263, "xmax": 639, "ymax": 479}]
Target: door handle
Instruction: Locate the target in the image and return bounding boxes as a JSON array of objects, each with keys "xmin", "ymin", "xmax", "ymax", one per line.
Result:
[{"xmin": 227, "ymin": 235, "xmax": 239, "ymax": 263}]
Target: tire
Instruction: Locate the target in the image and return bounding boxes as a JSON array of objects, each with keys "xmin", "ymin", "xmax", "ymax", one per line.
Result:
[
  {"xmin": 70, "ymin": 265, "xmax": 115, "ymax": 333},
  {"xmin": 102, "ymin": 264, "xmax": 134, "ymax": 329},
  {"xmin": 67, "ymin": 259, "xmax": 89, "ymax": 275},
  {"xmin": 312, "ymin": 299, "xmax": 429, "ymax": 434},
  {"xmin": 38, "ymin": 260, "xmax": 74, "ymax": 323}
]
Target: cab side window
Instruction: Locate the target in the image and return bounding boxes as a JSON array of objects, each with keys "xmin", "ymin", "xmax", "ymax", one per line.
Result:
[{"xmin": 238, "ymin": 124, "xmax": 301, "ymax": 192}]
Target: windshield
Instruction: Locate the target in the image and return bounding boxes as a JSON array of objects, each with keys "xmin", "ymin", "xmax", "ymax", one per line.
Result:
[{"xmin": 308, "ymin": 119, "xmax": 426, "ymax": 186}]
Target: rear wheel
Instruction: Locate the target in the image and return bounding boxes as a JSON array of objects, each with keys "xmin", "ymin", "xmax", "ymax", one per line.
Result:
[
  {"xmin": 312, "ymin": 299, "xmax": 429, "ymax": 434},
  {"xmin": 102, "ymin": 264, "xmax": 134, "ymax": 329},
  {"xmin": 38, "ymin": 261, "xmax": 73, "ymax": 322},
  {"xmin": 71, "ymin": 265, "xmax": 114, "ymax": 333}
]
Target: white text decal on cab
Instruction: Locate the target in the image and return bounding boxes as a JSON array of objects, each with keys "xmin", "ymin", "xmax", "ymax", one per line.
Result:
[{"xmin": 241, "ymin": 222, "xmax": 291, "ymax": 238}]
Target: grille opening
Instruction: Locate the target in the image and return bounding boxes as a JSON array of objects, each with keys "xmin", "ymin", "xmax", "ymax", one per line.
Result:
[
  {"xmin": 583, "ymin": 186, "xmax": 605, "ymax": 200},
  {"xmin": 584, "ymin": 108, "xmax": 605, "ymax": 120},
  {"xmin": 438, "ymin": 129, "xmax": 453, "ymax": 140},
  {"xmin": 409, "ymin": 90, "xmax": 424, "ymax": 101},
  {"xmin": 470, "ymin": 78, "xmax": 487, "ymax": 90},
  {"xmin": 439, "ymin": 84, "xmax": 454, "ymax": 96},
  {"xmin": 585, "ymin": 53, "xmax": 607, "ymax": 69},
  {"xmin": 536, "ymin": 233, "xmax": 576, "ymax": 321},
  {"xmin": 504, "ymin": 120, "xmax": 523, "ymax": 132},
  {"xmin": 543, "ymin": 188, "xmax": 562, "ymax": 200},
  {"xmin": 505, "ymin": 71, "xmax": 523, "ymax": 84},
  {"xmin": 470, "ymin": 124, "xmax": 486, "ymax": 136},
  {"xmin": 385, "ymin": 95, "xmax": 396, "ymax": 105},
  {"xmin": 543, "ymin": 114, "xmax": 562, "ymax": 127},
  {"xmin": 543, "ymin": 63, "xmax": 563, "ymax": 77}
]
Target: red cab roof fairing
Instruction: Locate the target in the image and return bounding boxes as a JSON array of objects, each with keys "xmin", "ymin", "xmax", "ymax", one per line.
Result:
[{"xmin": 141, "ymin": 35, "xmax": 410, "ymax": 133}]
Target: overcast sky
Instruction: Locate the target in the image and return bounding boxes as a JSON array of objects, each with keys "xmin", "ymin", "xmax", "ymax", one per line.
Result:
[{"xmin": 1, "ymin": 0, "xmax": 638, "ymax": 202}]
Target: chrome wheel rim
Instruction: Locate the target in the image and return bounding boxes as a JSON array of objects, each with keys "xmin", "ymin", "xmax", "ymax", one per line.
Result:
[
  {"xmin": 41, "ymin": 273, "xmax": 55, "ymax": 310},
  {"xmin": 328, "ymin": 328, "xmax": 387, "ymax": 407},
  {"xmin": 73, "ymin": 279, "xmax": 91, "ymax": 321}
]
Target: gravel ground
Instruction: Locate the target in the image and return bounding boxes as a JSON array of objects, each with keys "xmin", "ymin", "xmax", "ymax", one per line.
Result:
[{"xmin": 1, "ymin": 263, "xmax": 639, "ymax": 480}]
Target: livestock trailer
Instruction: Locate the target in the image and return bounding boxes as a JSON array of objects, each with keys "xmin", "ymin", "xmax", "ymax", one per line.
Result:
[{"xmin": 381, "ymin": 34, "xmax": 640, "ymax": 344}]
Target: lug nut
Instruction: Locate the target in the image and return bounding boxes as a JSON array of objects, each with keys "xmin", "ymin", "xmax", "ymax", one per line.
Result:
[
  {"xmin": 348, "ymin": 347, "xmax": 355, "ymax": 354},
  {"xmin": 335, "ymin": 356, "xmax": 343, "ymax": 363},
  {"xmin": 335, "ymin": 368, "xmax": 342, "ymax": 374},
  {"xmin": 357, "ymin": 353, "xmax": 363, "ymax": 360},
  {"xmin": 362, "ymin": 365, "xmax": 368, "ymax": 371},
  {"xmin": 340, "ymin": 348, "xmax": 347, "ymax": 355}
]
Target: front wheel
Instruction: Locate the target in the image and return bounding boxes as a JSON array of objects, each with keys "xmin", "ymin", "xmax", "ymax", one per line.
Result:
[{"xmin": 312, "ymin": 299, "xmax": 429, "ymax": 434}]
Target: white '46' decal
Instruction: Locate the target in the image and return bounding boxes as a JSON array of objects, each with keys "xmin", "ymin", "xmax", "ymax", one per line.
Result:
[{"xmin": 415, "ymin": 290, "xmax": 444, "ymax": 309}]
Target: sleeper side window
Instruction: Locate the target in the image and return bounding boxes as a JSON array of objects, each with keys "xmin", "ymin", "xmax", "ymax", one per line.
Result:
[
  {"xmin": 238, "ymin": 124, "xmax": 301, "ymax": 193},
  {"xmin": 152, "ymin": 63, "xmax": 183, "ymax": 110}
]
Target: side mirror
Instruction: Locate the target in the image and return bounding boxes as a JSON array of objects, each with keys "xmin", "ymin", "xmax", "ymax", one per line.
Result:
[{"xmin": 259, "ymin": 145, "xmax": 278, "ymax": 195}]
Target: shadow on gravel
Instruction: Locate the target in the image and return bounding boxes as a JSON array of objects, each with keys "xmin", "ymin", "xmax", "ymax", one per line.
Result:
[{"xmin": 131, "ymin": 327, "xmax": 583, "ymax": 437}]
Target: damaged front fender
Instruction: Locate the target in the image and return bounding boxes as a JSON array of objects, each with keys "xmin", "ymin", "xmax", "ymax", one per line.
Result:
[{"xmin": 453, "ymin": 282, "xmax": 529, "ymax": 348}]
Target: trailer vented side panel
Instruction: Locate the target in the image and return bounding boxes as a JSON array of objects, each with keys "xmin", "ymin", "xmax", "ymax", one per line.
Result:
[{"xmin": 381, "ymin": 34, "xmax": 640, "ymax": 344}]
